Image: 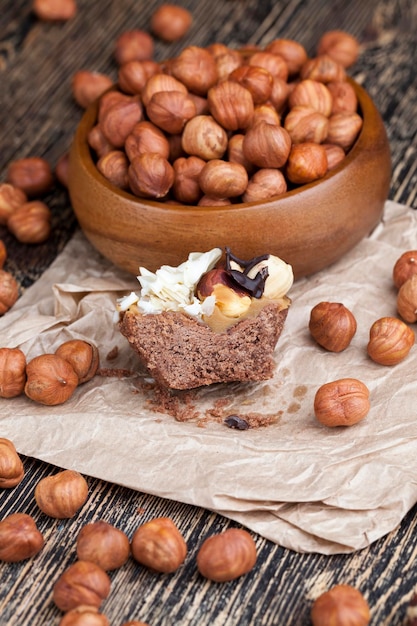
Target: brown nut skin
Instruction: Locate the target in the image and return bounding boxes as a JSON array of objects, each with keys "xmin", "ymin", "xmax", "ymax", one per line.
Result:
[
  {"xmin": 35, "ymin": 469, "xmax": 88, "ymax": 518},
  {"xmin": 397, "ymin": 275, "xmax": 417, "ymax": 323},
  {"xmin": 146, "ymin": 90, "xmax": 197, "ymax": 135},
  {"xmin": 243, "ymin": 168, "xmax": 287, "ymax": 203},
  {"xmin": 172, "ymin": 156, "xmax": 205, "ymax": 204},
  {"xmin": 181, "ymin": 115, "xmax": 228, "ymax": 161},
  {"xmin": 53, "ymin": 561, "xmax": 111, "ymax": 612},
  {"xmin": 229, "ymin": 65, "xmax": 273, "ymax": 105},
  {"xmin": 323, "ymin": 143, "xmax": 346, "ymax": 171},
  {"xmin": 55, "ymin": 153, "xmax": 70, "ymax": 188},
  {"xmin": 0, "ymin": 347, "xmax": 27, "ymax": 398},
  {"xmin": 327, "ymin": 80, "xmax": 358, "ymax": 114},
  {"xmin": 0, "ymin": 270, "xmax": 19, "ymax": 315},
  {"xmin": 311, "ymin": 584, "xmax": 370, "ymax": 626},
  {"xmin": 100, "ymin": 96, "xmax": 143, "ymax": 148},
  {"xmin": 96, "ymin": 150, "xmax": 129, "ymax": 190},
  {"xmin": 32, "ymin": 0, "xmax": 77, "ymax": 21},
  {"xmin": 0, "ymin": 183, "xmax": 27, "ymax": 225},
  {"xmin": 59, "ymin": 606, "xmax": 110, "ymax": 626},
  {"xmin": 0, "ymin": 240, "xmax": 5, "ymax": 269},
  {"xmin": 76, "ymin": 521, "xmax": 131, "ymax": 571},
  {"xmin": 326, "ymin": 112, "xmax": 363, "ymax": 152},
  {"xmin": 128, "ymin": 153, "xmax": 174, "ymax": 199},
  {"xmin": 309, "ymin": 302, "xmax": 357, "ymax": 352},
  {"xmin": 125, "ymin": 121, "xmax": 170, "ymax": 161},
  {"xmin": 289, "ymin": 79, "xmax": 333, "ymax": 116},
  {"xmin": 7, "ymin": 157, "xmax": 54, "ymax": 197},
  {"xmin": 393, "ymin": 250, "xmax": 417, "ymax": 289},
  {"xmin": 171, "ymin": 46, "xmax": 218, "ymax": 96},
  {"xmin": 71, "ymin": 71, "xmax": 114, "ymax": 109},
  {"xmin": 7, "ymin": 200, "xmax": 52, "ymax": 244},
  {"xmin": 151, "ymin": 4, "xmax": 192, "ymax": 42},
  {"xmin": 55, "ymin": 339, "xmax": 99, "ymax": 384},
  {"xmin": 25, "ymin": 353, "xmax": 79, "ymax": 405},
  {"xmin": 207, "ymin": 81, "xmax": 254, "ymax": 131},
  {"xmin": 284, "ymin": 105, "xmax": 329, "ymax": 144},
  {"xmin": 286, "ymin": 143, "xmax": 328, "ymax": 185},
  {"xmin": 242, "ymin": 121, "xmax": 292, "ymax": 169},
  {"xmin": 367, "ymin": 316, "xmax": 415, "ymax": 364},
  {"xmin": 0, "ymin": 513, "xmax": 44, "ymax": 562},
  {"xmin": 197, "ymin": 528, "xmax": 257, "ymax": 582},
  {"xmin": 114, "ymin": 29, "xmax": 154, "ymax": 65},
  {"xmin": 317, "ymin": 30, "xmax": 361, "ymax": 68},
  {"xmin": 265, "ymin": 38, "xmax": 308, "ymax": 76},
  {"xmin": 131, "ymin": 517, "xmax": 187, "ymax": 573},
  {"xmin": 248, "ymin": 51, "xmax": 288, "ymax": 82},
  {"xmin": 314, "ymin": 378, "xmax": 370, "ymax": 427},
  {"xmin": 0, "ymin": 438, "xmax": 25, "ymax": 488},
  {"xmin": 300, "ymin": 54, "xmax": 346, "ymax": 83},
  {"xmin": 198, "ymin": 160, "xmax": 248, "ymax": 199}
]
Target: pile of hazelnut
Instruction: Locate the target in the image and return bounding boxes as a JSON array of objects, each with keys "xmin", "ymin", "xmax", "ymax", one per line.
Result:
[{"xmin": 81, "ymin": 29, "xmax": 362, "ymax": 205}]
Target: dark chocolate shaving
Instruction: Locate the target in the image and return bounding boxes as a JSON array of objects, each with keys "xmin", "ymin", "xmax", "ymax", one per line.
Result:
[
  {"xmin": 224, "ymin": 415, "xmax": 250, "ymax": 430},
  {"xmin": 225, "ymin": 247, "xmax": 270, "ymax": 298}
]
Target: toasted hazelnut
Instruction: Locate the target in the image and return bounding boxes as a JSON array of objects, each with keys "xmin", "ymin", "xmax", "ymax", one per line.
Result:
[
  {"xmin": 128, "ymin": 153, "xmax": 174, "ymax": 199},
  {"xmin": 286, "ymin": 142, "xmax": 328, "ymax": 184},
  {"xmin": 0, "ymin": 513, "xmax": 44, "ymax": 562},
  {"xmin": 0, "ymin": 437, "xmax": 25, "ymax": 487},
  {"xmin": 207, "ymin": 80, "xmax": 254, "ymax": 131},
  {"xmin": 248, "ymin": 51, "xmax": 289, "ymax": 82},
  {"xmin": 367, "ymin": 316, "xmax": 415, "ymax": 364},
  {"xmin": 25, "ymin": 353, "xmax": 79, "ymax": 405},
  {"xmin": 76, "ymin": 521, "xmax": 130, "ymax": 571},
  {"xmin": 269, "ymin": 76, "xmax": 291, "ymax": 113},
  {"xmin": 96, "ymin": 150, "xmax": 129, "ymax": 189},
  {"xmin": 242, "ymin": 121, "xmax": 292, "ymax": 168},
  {"xmin": 309, "ymin": 302, "xmax": 357, "ymax": 352},
  {"xmin": 32, "ymin": 0, "xmax": 77, "ymax": 21},
  {"xmin": 97, "ymin": 90, "xmax": 132, "ymax": 122},
  {"xmin": 317, "ymin": 30, "xmax": 361, "ymax": 68},
  {"xmin": 125, "ymin": 121, "xmax": 170, "ymax": 161},
  {"xmin": 146, "ymin": 90, "xmax": 196, "ymax": 134},
  {"xmin": 55, "ymin": 153, "xmax": 70, "ymax": 188},
  {"xmin": 131, "ymin": 517, "xmax": 187, "ymax": 573},
  {"xmin": 118, "ymin": 61, "xmax": 148, "ymax": 95},
  {"xmin": 35, "ymin": 469, "xmax": 88, "ymax": 518},
  {"xmin": 284, "ymin": 105, "xmax": 329, "ymax": 144},
  {"xmin": 393, "ymin": 250, "xmax": 417, "ymax": 289},
  {"xmin": 289, "ymin": 79, "xmax": 333, "ymax": 116},
  {"xmin": 397, "ymin": 276, "xmax": 417, "ymax": 323},
  {"xmin": 326, "ymin": 112, "xmax": 363, "ymax": 151},
  {"xmin": 182, "ymin": 115, "xmax": 228, "ymax": 160},
  {"xmin": 314, "ymin": 378, "xmax": 370, "ymax": 427},
  {"xmin": 71, "ymin": 71, "xmax": 113, "ymax": 109},
  {"xmin": 168, "ymin": 133, "xmax": 186, "ymax": 162},
  {"xmin": 100, "ymin": 96, "xmax": 143, "ymax": 148},
  {"xmin": 141, "ymin": 73, "xmax": 188, "ymax": 107},
  {"xmin": 0, "ymin": 240, "xmax": 6, "ymax": 269},
  {"xmin": 265, "ymin": 39, "xmax": 308, "ymax": 75},
  {"xmin": 172, "ymin": 156, "xmax": 205, "ymax": 204},
  {"xmin": 206, "ymin": 43, "xmax": 230, "ymax": 58},
  {"xmin": 197, "ymin": 268, "xmax": 252, "ymax": 317},
  {"xmin": 114, "ymin": 30, "xmax": 154, "ymax": 65},
  {"xmin": 53, "ymin": 561, "xmax": 111, "ymax": 612},
  {"xmin": 55, "ymin": 339, "xmax": 99, "ymax": 384},
  {"xmin": 322, "ymin": 143, "xmax": 346, "ymax": 171},
  {"xmin": 0, "ymin": 183, "xmax": 27, "ymax": 224},
  {"xmin": 250, "ymin": 104, "xmax": 281, "ymax": 128},
  {"xmin": 229, "ymin": 65, "xmax": 273, "ymax": 105},
  {"xmin": 300, "ymin": 54, "xmax": 346, "ymax": 83},
  {"xmin": 7, "ymin": 200, "xmax": 52, "ymax": 244},
  {"xmin": 0, "ymin": 269, "xmax": 19, "ymax": 315},
  {"xmin": 197, "ymin": 196, "xmax": 232, "ymax": 206},
  {"xmin": 311, "ymin": 584, "xmax": 370, "ymax": 626},
  {"xmin": 0, "ymin": 347, "xmax": 27, "ymax": 398},
  {"xmin": 59, "ymin": 606, "xmax": 110, "ymax": 626},
  {"xmin": 187, "ymin": 92, "xmax": 209, "ymax": 116},
  {"xmin": 88, "ymin": 125, "xmax": 114, "ymax": 158},
  {"xmin": 197, "ymin": 528, "xmax": 257, "ymax": 582},
  {"xmin": 199, "ymin": 160, "xmax": 248, "ymax": 199},
  {"xmin": 7, "ymin": 157, "xmax": 54, "ymax": 197},
  {"xmin": 214, "ymin": 49, "xmax": 243, "ymax": 81},
  {"xmin": 243, "ymin": 168, "xmax": 287, "ymax": 203},
  {"xmin": 150, "ymin": 4, "xmax": 192, "ymax": 42},
  {"xmin": 171, "ymin": 46, "xmax": 218, "ymax": 96},
  {"xmin": 227, "ymin": 134, "xmax": 256, "ymax": 175},
  {"xmin": 327, "ymin": 80, "xmax": 358, "ymax": 114}
]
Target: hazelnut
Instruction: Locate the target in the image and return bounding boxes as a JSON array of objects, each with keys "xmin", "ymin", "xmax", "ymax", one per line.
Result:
[
  {"xmin": 100, "ymin": 96, "xmax": 143, "ymax": 148},
  {"xmin": 118, "ymin": 61, "xmax": 149, "ymax": 95},
  {"xmin": 214, "ymin": 49, "xmax": 243, "ymax": 82},
  {"xmin": 150, "ymin": 4, "xmax": 192, "ymax": 42},
  {"xmin": 71, "ymin": 71, "xmax": 114, "ymax": 109},
  {"xmin": 309, "ymin": 302, "xmax": 357, "ymax": 352},
  {"xmin": 128, "ymin": 153, "xmax": 174, "ymax": 199},
  {"xmin": 286, "ymin": 142, "xmax": 328, "ymax": 184},
  {"xmin": 53, "ymin": 561, "xmax": 111, "ymax": 612},
  {"xmin": 300, "ymin": 54, "xmax": 346, "ymax": 83},
  {"xmin": 125, "ymin": 121, "xmax": 170, "ymax": 161},
  {"xmin": 289, "ymin": 79, "xmax": 333, "ymax": 116},
  {"xmin": 314, "ymin": 378, "xmax": 370, "ymax": 427},
  {"xmin": 32, "ymin": 0, "xmax": 77, "ymax": 21},
  {"xmin": 87, "ymin": 126, "xmax": 113, "ymax": 159},
  {"xmin": 120, "ymin": 622, "xmax": 149, "ymax": 626},
  {"xmin": 393, "ymin": 250, "xmax": 417, "ymax": 289},
  {"xmin": 322, "ymin": 143, "xmax": 346, "ymax": 171},
  {"xmin": 206, "ymin": 43, "xmax": 230, "ymax": 59},
  {"xmin": 97, "ymin": 90, "xmax": 132, "ymax": 122},
  {"xmin": 181, "ymin": 115, "xmax": 228, "ymax": 160},
  {"xmin": 367, "ymin": 316, "xmax": 415, "ymax": 364},
  {"xmin": 207, "ymin": 81, "xmax": 254, "ymax": 131},
  {"xmin": 327, "ymin": 80, "xmax": 358, "ymax": 114},
  {"xmin": 7, "ymin": 157, "xmax": 54, "ymax": 197},
  {"xmin": 171, "ymin": 46, "xmax": 218, "ymax": 96},
  {"xmin": 187, "ymin": 92, "xmax": 209, "ymax": 116},
  {"xmin": 55, "ymin": 153, "xmax": 70, "ymax": 188},
  {"xmin": 248, "ymin": 51, "xmax": 289, "ymax": 81},
  {"xmin": 0, "ymin": 240, "xmax": 6, "ymax": 269},
  {"xmin": 35, "ymin": 469, "xmax": 89, "ymax": 518},
  {"xmin": 242, "ymin": 121, "xmax": 292, "ymax": 168},
  {"xmin": 397, "ymin": 274, "xmax": 417, "ymax": 325},
  {"xmin": 284, "ymin": 105, "xmax": 329, "ymax": 144},
  {"xmin": 269, "ymin": 76, "xmax": 291, "ymax": 113},
  {"xmin": 0, "ymin": 347, "xmax": 27, "ymax": 398},
  {"xmin": 172, "ymin": 156, "xmax": 205, "ymax": 204},
  {"xmin": 229, "ymin": 65, "xmax": 273, "ymax": 104},
  {"xmin": 265, "ymin": 39, "xmax": 308, "ymax": 75},
  {"xmin": 7, "ymin": 200, "xmax": 52, "ymax": 244},
  {"xmin": 250, "ymin": 104, "xmax": 281, "ymax": 128},
  {"xmin": 0, "ymin": 437, "xmax": 25, "ymax": 488},
  {"xmin": 0, "ymin": 183, "xmax": 27, "ymax": 224},
  {"xmin": 243, "ymin": 169, "xmax": 287, "ymax": 203},
  {"xmin": 227, "ymin": 134, "xmax": 256, "ymax": 175},
  {"xmin": 141, "ymin": 73, "xmax": 188, "ymax": 107},
  {"xmin": 198, "ymin": 196, "xmax": 231, "ymax": 207},
  {"xmin": 317, "ymin": 30, "xmax": 361, "ymax": 68},
  {"xmin": 25, "ymin": 353, "xmax": 79, "ymax": 405},
  {"xmin": 0, "ymin": 269, "xmax": 19, "ymax": 315},
  {"xmin": 97, "ymin": 150, "xmax": 130, "ymax": 189},
  {"xmin": 59, "ymin": 606, "xmax": 109, "ymax": 626},
  {"xmin": 114, "ymin": 30, "xmax": 154, "ymax": 65},
  {"xmin": 131, "ymin": 517, "xmax": 187, "ymax": 573},
  {"xmin": 196, "ymin": 528, "xmax": 257, "ymax": 582},
  {"xmin": 326, "ymin": 112, "xmax": 363, "ymax": 151},
  {"xmin": 146, "ymin": 90, "xmax": 197, "ymax": 134},
  {"xmin": 76, "ymin": 521, "xmax": 130, "ymax": 571},
  {"xmin": 199, "ymin": 160, "xmax": 248, "ymax": 199},
  {"xmin": 55, "ymin": 339, "xmax": 99, "ymax": 384},
  {"xmin": 311, "ymin": 584, "xmax": 370, "ymax": 626},
  {"xmin": 197, "ymin": 268, "xmax": 252, "ymax": 318},
  {"xmin": 0, "ymin": 513, "xmax": 44, "ymax": 562}
]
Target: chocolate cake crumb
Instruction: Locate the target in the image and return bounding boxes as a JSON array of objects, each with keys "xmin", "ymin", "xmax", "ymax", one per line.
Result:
[
  {"xmin": 106, "ymin": 346, "xmax": 119, "ymax": 361},
  {"xmin": 98, "ymin": 367, "xmax": 137, "ymax": 378}
]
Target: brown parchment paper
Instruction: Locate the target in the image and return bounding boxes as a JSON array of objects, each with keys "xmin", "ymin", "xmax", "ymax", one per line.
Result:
[{"xmin": 1, "ymin": 200, "xmax": 417, "ymax": 555}]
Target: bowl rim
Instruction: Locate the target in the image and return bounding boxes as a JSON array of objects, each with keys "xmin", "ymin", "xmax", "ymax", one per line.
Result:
[{"xmin": 74, "ymin": 77, "xmax": 383, "ymax": 212}]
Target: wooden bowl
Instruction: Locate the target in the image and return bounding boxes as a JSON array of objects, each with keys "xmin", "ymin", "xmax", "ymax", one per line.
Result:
[{"xmin": 68, "ymin": 80, "xmax": 391, "ymax": 280}]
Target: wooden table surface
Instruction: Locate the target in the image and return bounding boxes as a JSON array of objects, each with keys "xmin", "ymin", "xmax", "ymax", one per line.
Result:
[{"xmin": 1, "ymin": 1, "xmax": 417, "ymax": 624}]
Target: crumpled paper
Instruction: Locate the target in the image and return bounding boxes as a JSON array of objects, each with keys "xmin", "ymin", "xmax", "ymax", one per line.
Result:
[{"xmin": 1, "ymin": 200, "xmax": 416, "ymax": 555}]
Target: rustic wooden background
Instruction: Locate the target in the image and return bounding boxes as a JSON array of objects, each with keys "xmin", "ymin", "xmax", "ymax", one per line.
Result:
[{"xmin": 1, "ymin": 0, "xmax": 417, "ymax": 624}]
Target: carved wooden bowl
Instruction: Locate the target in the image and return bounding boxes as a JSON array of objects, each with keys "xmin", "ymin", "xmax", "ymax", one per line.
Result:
[{"xmin": 68, "ymin": 79, "xmax": 391, "ymax": 280}]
